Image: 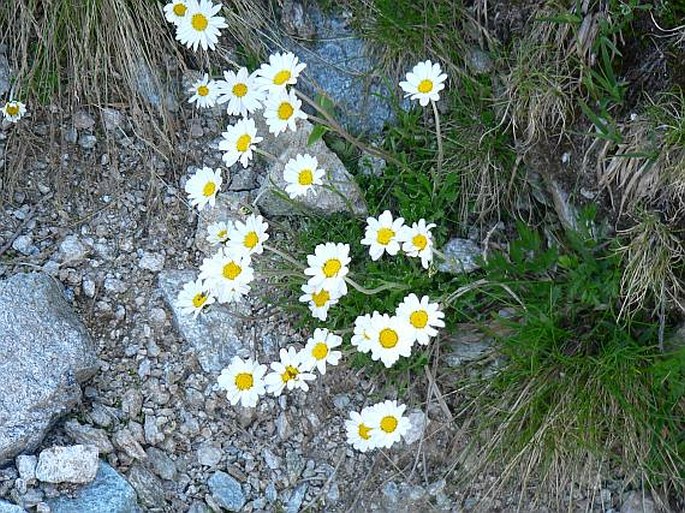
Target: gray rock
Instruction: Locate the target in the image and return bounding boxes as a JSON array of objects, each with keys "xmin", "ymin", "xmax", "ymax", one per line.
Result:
[
  {"xmin": 145, "ymin": 447, "xmax": 177, "ymax": 481},
  {"xmin": 466, "ymin": 48, "xmax": 493, "ymax": 74},
  {"xmin": 0, "ymin": 500, "xmax": 25, "ymax": 513},
  {"xmin": 402, "ymin": 410, "xmax": 428, "ymax": 445},
  {"xmin": 358, "ymin": 152, "xmax": 386, "ymax": 177},
  {"xmin": 254, "ymin": 117, "xmax": 367, "ymax": 217},
  {"xmin": 286, "ymin": 483, "xmax": 308, "ymax": 513},
  {"xmin": 262, "ymin": 448, "xmax": 281, "ymax": 470},
  {"xmin": 278, "ymin": 4, "xmax": 399, "ymax": 135},
  {"xmin": 193, "ymin": 193, "xmax": 251, "ymax": 256},
  {"xmin": 134, "ymin": 60, "xmax": 177, "ymax": 112},
  {"xmin": 621, "ymin": 491, "xmax": 656, "ymax": 513},
  {"xmin": 64, "ymin": 126, "xmax": 78, "ymax": 144},
  {"xmin": 138, "ymin": 252, "xmax": 165, "ymax": 272},
  {"xmin": 197, "ymin": 442, "xmax": 222, "ymax": 467},
  {"xmin": 15, "ymin": 454, "xmax": 37, "ymax": 483},
  {"xmin": 35, "ymin": 445, "xmax": 99, "ymax": 484},
  {"xmin": 59, "ymin": 235, "xmax": 88, "ymax": 264},
  {"xmin": 280, "ymin": 0, "xmax": 315, "ymax": 38},
  {"xmin": 47, "ymin": 462, "xmax": 140, "ymax": 513},
  {"xmin": 112, "ymin": 428, "xmax": 147, "ymax": 461},
  {"xmin": 143, "ymin": 415, "xmax": 164, "ymax": 445},
  {"xmin": 11, "ymin": 234, "xmax": 34, "ymax": 255},
  {"xmin": 158, "ymin": 270, "xmax": 252, "ymax": 373},
  {"xmin": 207, "ymin": 471, "xmax": 246, "ymax": 512},
  {"xmin": 0, "ymin": 49, "xmax": 11, "ymax": 97},
  {"xmin": 120, "ymin": 389, "xmax": 143, "ymax": 419},
  {"xmin": 72, "ymin": 110, "xmax": 96, "ymax": 130},
  {"xmin": 63, "ymin": 420, "xmax": 114, "ymax": 454},
  {"xmin": 78, "ymin": 134, "xmax": 97, "ymax": 150},
  {"xmin": 265, "ymin": 481, "xmax": 277, "ymax": 503},
  {"xmin": 126, "ymin": 464, "xmax": 165, "ymax": 508},
  {"xmin": 437, "ymin": 238, "xmax": 481, "ymax": 274},
  {"xmin": 443, "ymin": 323, "xmax": 500, "ymax": 367},
  {"xmin": 0, "ymin": 273, "xmax": 98, "ymax": 465}
]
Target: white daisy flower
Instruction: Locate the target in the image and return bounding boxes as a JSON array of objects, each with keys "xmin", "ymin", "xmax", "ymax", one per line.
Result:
[
  {"xmin": 185, "ymin": 167, "xmax": 222, "ymax": 211},
  {"xmin": 188, "ymin": 73, "xmax": 219, "ymax": 109},
  {"xmin": 367, "ymin": 313, "xmax": 413, "ymax": 368},
  {"xmin": 255, "ymin": 51, "xmax": 307, "ymax": 94},
  {"xmin": 198, "ymin": 248, "xmax": 254, "ymax": 303},
  {"xmin": 396, "ymin": 293, "xmax": 445, "ymax": 346},
  {"xmin": 164, "ymin": 0, "xmax": 188, "ymax": 25},
  {"xmin": 226, "ymin": 214, "xmax": 269, "ymax": 257},
  {"xmin": 1, "ymin": 100, "xmax": 27, "ymax": 123},
  {"xmin": 350, "ymin": 312, "xmax": 376, "ymax": 354},
  {"xmin": 263, "ymin": 89, "xmax": 307, "ymax": 136},
  {"xmin": 367, "ymin": 400, "xmax": 411, "ymax": 449},
  {"xmin": 399, "ymin": 219, "xmax": 436, "ymax": 269},
  {"xmin": 217, "ymin": 356, "xmax": 267, "ymax": 408},
  {"xmin": 399, "ymin": 60, "xmax": 448, "ymax": 107},
  {"xmin": 206, "ymin": 221, "xmax": 231, "ymax": 246},
  {"xmin": 176, "ymin": 278, "xmax": 215, "ymax": 318},
  {"xmin": 264, "ymin": 346, "xmax": 316, "ymax": 396},
  {"xmin": 216, "ymin": 67, "xmax": 265, "ymax": 117},
  {"xmin": 301, "ymin": 328, "xmax": 342, "ymax": 375},
  {"xmin": 219, "ymin": 117, "xmax": 263, "ymax": 168},
  {"xmin": 283, "ymin": 153, "xmax": 325, "ymax": 199},
  {"xmin": 175, "ymin": 0, "xmax": 227, "ymax": 51},
  {"xmin": 298, "ymin": 282, "xmax": 341, "ymax": 321},
  {"xmin": 304, "ymin": 242, "xmax": 350, "ymax": 295},
  {"xmin": 360, "ymin": 210, "xmax": 406, "ymax": 261},
  {"xmin": 345, "ymin": 408, "xmax": 377, "ymax": 452}
]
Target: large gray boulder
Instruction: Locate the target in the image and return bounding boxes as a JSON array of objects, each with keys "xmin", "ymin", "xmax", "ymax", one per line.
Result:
[
  {"xmin": 0, "ymin": 500, "xmax": 26, "ymax": 513},
  {"xmin": 47, "ymin": 462, "xmax": 140, "ymax": 513},
  {"xmin": 0, "ymin": 273, "xmax": 98, "ymax": 465}
]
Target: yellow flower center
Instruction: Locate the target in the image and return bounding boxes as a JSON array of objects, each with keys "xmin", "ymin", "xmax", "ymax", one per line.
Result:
[
  {"xmin": 277, "ymin": 102, "xmax": 294, "ymax": 120},
  {"xmin": 197, "ymin": 85, "xmax": 209, "ymax": 97},
  {"xmin": 410, "ymin": 310, "xmax": 429, "ymax": 329},
  {"xmin": 217, "ymin": 229, "xmax": 227, "ymax": 240},
  {"xmin": 191, "ymin": 13, "xmax": 208, "ymax": 31},
  {"xmin": 376, "ymin": 227, "xmax": 395, "ymax": 245},
  {"xmin": 232, "ymin": 82, "xmax": 248, "ymax": 97},
  {"xmin": 236, "ymin": 134, "xmax": 251, "ymax": 152},
  {"xmin": 273, "ymin": 70, "xmax": 292, "ymax": 85},
  {"xmin": 322, "ymin": 258, "xmax": 341, "ymax": 278},
  {"xmin": 192, "ymin": 292, "xmax": 207, "ymax": 308},
  {"xmin": 312, "ymin": 342, "xmax": 329, "ymax": 360},
  {"xmin": 418, "ymin": 79, "xmax": 434, "ymax": 93},
  {"xmin": 243, "ymin": 231, "xmax": 259, "ymax": 249},
  {"xmin": 172, "ymin": 3, "xmax": 187, "ymax": 16},
  {"xmin": 298, "ymin": 169, "xmax": 313, "ymax": 186},
  {"xmin": 281, "ymin": 365, "xmax": 299, "ymax": 382},
  {"xmin": 5, "ymin": 104, "xmax": 19, "ymax": 116},
  {"xmin": 222, "ymin": 262, "xmax": 242, "ymax": 280},
  {"xmin": 380, "ymin": 415, "xmax": 398, "ymax": 433},
  {"xmin": 311, "ymin": 289, "xmax": 330, "ymax": 307},
  {"xmin": 203, "ymin": 181, "xmax": 217, "ymax": 197},
  {"xmin": 358, "ymin": 423, "xmax": 372, "ymax": 440},
  {"xmin": 234, "ymin": 372, "xmax": 253, "ymax": 391},
  {"xmin": 379, "ymin": 328, "xmax": 399, "ymax": 348},
  {"xmin": 412, "ymin": 234, "xmax": 428, "ymax": 250}
]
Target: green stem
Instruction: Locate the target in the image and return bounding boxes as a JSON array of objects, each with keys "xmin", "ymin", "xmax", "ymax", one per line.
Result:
[
  {"xmin": 344, "ymin": 276, "xmax": 406, "ymax": 296},
  {"xmin": 431, "ymin": 99, "xmax": 444, "ymax": 197},
  {"xmin": 264, "ymin": 244, "xmax": 304, "ymax": 269}
]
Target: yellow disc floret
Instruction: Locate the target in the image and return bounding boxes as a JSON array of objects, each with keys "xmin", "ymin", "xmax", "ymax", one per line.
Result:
[
  {"xmin": 277, "ymin": 102, "xmax": 294, "ymax": 120},
  {"xmin": 380, "ymin": 415, "xmax": 398, "ymax": 433},
  {"xmin": 236, "ymin": 134, "xmax": 251, "ymax": 152},
  {"xmin": 222, "ymin": 262, "xmax": 242, "ymax": 280},
  {"xmin": 412, "ymin": 234, "xmax": 428, "ymax": 250},
  {"xmin": 273, "ymin": 70, "xmax": 292, "ymax": 86},
  {"xmin": 203, "ymin": 181, "xmax": 217, "ymax": 197},
  {"xmin": 311, "ymin": 289, "xmax": 330, "ymax": 307},
  {"xmin": 192, "ymin": 292, "xmax": 207, "ymax": 308},
  {"xmin": 379, "ymin": 328, "xmax": 399, "ymax": 349},
  {"xmin": 376, "ymin": 227, "xmax": 395, "ymax": 245},
  {"xmin": 234, "ymin": 372, "xmax": 253, "ymax": 391},
  {"xmin": 191, "ymin": 13, "xmax": 208, "ymax": 31},
  {"xmin": 311, "ymin": 342, "xmax": 329, "ymax": 360},
  {"xmin": 173, "ymin": 3, "xmax": 187, "ymax": 16},
  {"xmin": 418, "ymin": 79, "xmax": 433, "ymax": 93},
  {"xmin": 281, "ymin": 365, "xmax": 299, "ymax": 383},
  {"xmin": 297, "ymin": 169, "xmax": 313, "ymax": 186},
  {"xmin": 322, "ymin": 259, "xmax": 341, "ymax": 278},
  {"xmin": 232, "ymin": 83, "xmax": 248, "ymax": 97}
]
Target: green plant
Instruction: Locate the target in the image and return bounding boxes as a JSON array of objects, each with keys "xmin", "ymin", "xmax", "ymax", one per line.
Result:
[{"xmin": 449, "ymin": 214, "xmax": 684, "ymax": 507}]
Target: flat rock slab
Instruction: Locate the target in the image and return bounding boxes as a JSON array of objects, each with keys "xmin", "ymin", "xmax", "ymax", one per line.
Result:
[
  {"xmin": 35, "ymin": 444, "xmax": 99, "ymax": 484},
  {"xmin": 0, "ymin": 500, "xmax": 26, "ymax": 513},
  {"xmin": 158, "ymin": 270, "xmax": 252, "ymax": 374},
  {"xmin": 437, "ymin": 238, "xmax": 481, "ymax": 275},
  {"xmin": 47, "ymin": 462, "xmax": 140, "ymax": 513},
  {"xmin": 280, "ymin": 3, "xmax": 399, "ymax": 135},
  {"xmin": 254, "ymin": 117, "xmax": 367, "ymax": 217},
  {"xmin": 208, "ymin": 471, "xmax": 246, "ymax": 512},
  {"xmin": 0, "ymin": 273, "xmax": 98, "ymax": 465}
]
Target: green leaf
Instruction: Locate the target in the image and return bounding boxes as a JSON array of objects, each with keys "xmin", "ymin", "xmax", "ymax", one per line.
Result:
[
  {"xmin": 307, "ymin": 124, "xmax": 329, "ymax": 146},
  {"xmin": 316, "ymin": 93, "xmax": 336, "ymax": 116}
]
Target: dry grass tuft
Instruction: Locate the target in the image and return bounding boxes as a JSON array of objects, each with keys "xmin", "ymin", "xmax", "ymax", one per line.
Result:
[{"xmin": 616, "ymin": 213, "xmax": 685, "ymax": 322}]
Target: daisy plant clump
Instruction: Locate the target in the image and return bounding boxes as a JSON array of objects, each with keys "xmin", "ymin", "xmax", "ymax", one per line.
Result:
[
  {"xmin": 1, "ymin": 100, "xmax": 27, "ymax": 123},
  {"xmin": 164, "ymin": 24, "xmax": 450, "ymax": 453}
]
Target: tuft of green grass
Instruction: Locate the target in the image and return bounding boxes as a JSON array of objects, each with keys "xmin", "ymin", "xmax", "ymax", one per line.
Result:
[{"xmin": 449, "ymin": 214, "xmax": 684, "ymax": 508}]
